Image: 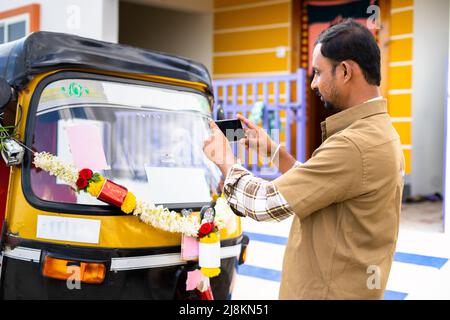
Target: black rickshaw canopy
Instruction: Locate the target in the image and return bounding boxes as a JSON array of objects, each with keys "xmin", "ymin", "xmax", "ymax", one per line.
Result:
[{"xmin": 0, "ymin": 31, "xmax": 213, "ymax": 96}]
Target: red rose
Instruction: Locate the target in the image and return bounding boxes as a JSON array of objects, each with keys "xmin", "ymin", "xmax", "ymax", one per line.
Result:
[
  {"xmin": 76, "ymin": 177, "xmax": 88, "ymax": 190},
  {"xmin": 79, "ymin": 168, "xmax": 93, "ymax": 180},
  {"xmin": 198, "ymin": 222, "xmax": 214, "ymax": 238}
]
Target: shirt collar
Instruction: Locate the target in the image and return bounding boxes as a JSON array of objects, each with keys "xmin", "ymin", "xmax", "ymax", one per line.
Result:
[{"xmin": 320, "ymin": 97, "xmax": 387, "ymax": 141}]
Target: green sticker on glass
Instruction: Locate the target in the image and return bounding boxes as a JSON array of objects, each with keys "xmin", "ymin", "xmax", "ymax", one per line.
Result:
[{"xmin": 60, "ymin": 82, "xmax": 90, "ymax": 97}]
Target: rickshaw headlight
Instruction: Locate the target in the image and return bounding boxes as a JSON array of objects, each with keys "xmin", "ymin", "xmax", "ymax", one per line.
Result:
[{"xmin": 42, "ymin": 256, "xmax": 106, "ymax": 284}]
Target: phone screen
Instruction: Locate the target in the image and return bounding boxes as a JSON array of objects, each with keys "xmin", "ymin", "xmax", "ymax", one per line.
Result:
[{"xmin": 215, "ymin": 119, "xmax": 245, "ymax": 142}]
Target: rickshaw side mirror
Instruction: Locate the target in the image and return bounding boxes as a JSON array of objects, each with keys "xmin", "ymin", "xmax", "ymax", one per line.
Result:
[
  {"xmin": 0, "ymin": 77, "xmax": 24, "ymax": 166},
  {"xmin": 1, "ymin": 139, "xmax": 25, "ymax": 166},
  {"xmin": 0, "ymin": 78, "xmax": 13, "ymax": 111}
]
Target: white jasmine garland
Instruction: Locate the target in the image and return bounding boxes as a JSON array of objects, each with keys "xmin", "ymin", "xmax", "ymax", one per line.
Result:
[
  {"xmin": 213, "ymin": 197, "xmax": 234, "ymax": 230},
  {"xmin": 134, "ymin": 200, "xmax": 201, "ymax": 237},
  {"xmin": 33, "ymin": 152, "xmax": 78, "ymax": 189},
  {"xmin": 33, "ymin": 151, "xmax": 233, "ymax": 237}
]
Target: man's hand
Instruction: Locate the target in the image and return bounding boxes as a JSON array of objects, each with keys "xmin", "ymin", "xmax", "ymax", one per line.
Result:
[
  {"xmin": 237, "ymin": 114, "xmax": 278, "ymax": 159},
  {"xmin": 238, "ymin": 114, "xmax": 297, "ymax": 173},
  {"xmin": 203, "ymin": 119, "xmax": 237, "ymax": 177}
]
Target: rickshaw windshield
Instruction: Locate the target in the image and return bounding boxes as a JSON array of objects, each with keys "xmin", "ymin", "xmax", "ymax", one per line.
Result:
[{"xmin": 30, "ymin": 78, "xmax": 221, "ymax": 209}]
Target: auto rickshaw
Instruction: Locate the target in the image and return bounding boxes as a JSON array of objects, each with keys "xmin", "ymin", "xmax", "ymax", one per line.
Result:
[{"xmin": 0, "ymin": 31, "xmax": 248, "ymax": 299}]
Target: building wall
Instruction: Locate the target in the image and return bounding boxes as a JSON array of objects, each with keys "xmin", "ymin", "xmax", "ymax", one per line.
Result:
[
  {"xmin": 0, "ymin": 0, "xmax": 118, "ymax": 42},
  {"xmin": 119, "ymin": 2, "xmax": 213, "ymax": 72},
  {"xmin": 387, "ymin": 0, "xmax": 414, "ymax": 177},
  {"xmin": 212, "ymin": 0, "xmax": 292, "ymax": 78},
  {"xmin": 122, "ymin": 0, "xmax": 212, "ymax": 13},
  {"xmin": 371, "ymin": 0, "xmax": 448, "ymax": 196},
  {"xmin": 411, "ymin": 0, "xmax": 449, "ymax": 195}
]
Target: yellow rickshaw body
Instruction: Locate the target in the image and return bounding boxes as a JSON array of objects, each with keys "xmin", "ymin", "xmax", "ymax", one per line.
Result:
[{"xmin": 0, "ymin": 32, "xmax": 246, "ymax": 300}]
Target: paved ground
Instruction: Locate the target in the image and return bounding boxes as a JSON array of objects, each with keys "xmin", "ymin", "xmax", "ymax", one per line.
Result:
[
  {"xmin": 231, "ymin": 201, "xmax": 450, "ymax": 300},
  {"xmin": 401, "ymin": 201, "xmax": 443, "ymax": 232}
]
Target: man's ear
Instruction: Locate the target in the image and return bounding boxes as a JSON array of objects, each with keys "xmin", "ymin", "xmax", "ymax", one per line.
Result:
[{"xmin": 341, "ymin": 61, "xmax": 352, "ymax": 83}]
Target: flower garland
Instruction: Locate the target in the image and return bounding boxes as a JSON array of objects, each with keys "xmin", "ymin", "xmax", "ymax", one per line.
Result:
[
  {"xmin": 33, "ymin": 151, "xmax": 237, "ymax": 298},
  {"xmin": 33, "ymin": 152, "xmax": 232, "ymax": 239}
]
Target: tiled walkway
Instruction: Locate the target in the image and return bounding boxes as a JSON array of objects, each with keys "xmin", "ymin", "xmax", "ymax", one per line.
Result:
[{"xmin": 232, "ymin": 210, "xmax": 450, "ymax": 300}]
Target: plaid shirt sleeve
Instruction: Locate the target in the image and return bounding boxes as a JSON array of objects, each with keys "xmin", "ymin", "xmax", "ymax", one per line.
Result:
[{"xmin": 222, "ymin": 164, "xmax": 295, "ymax": 222}]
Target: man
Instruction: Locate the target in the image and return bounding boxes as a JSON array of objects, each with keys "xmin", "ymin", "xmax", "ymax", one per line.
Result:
[{"xmin": 203, "ymin": 19, "xmax": 405, "ymax": 299}]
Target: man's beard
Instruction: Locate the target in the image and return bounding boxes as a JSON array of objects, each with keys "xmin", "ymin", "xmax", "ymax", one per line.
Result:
[
  {"xmin": 323, "ymin": 100, "xmax": 339, "ymax": 112},
  {"xmin": 314, "ymin": 89, "xmax": 340, "ymax": 113}
]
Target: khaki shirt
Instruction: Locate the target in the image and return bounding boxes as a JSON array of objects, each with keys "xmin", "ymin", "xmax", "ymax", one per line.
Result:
[{"xmin": 273, "ymin": 98, "xmax": 405, "ymax": 299}]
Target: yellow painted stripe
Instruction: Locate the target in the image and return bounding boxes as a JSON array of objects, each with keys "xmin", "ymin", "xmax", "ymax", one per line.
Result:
[
  {"xmin": 215, "ymin": 23, "xmax": 289, "ymax": 34},
  {"xmin": 392, "ymin": 121, "xmax": 412, "ymax": 145},
  {"xmin": 214, "ymin": 52, "xmax": 288, "ymax": 74},
  {"xmin": 215, "ymin": 0, "xmax": 289, "ymax": 12},
  {"xmin": 214, "ymin": 2, "xmax": 289, "ymax": 30},
  {"xmin": 213, "ymin": 71, "xmax": 290, "ymax": 79},
  {"xmin": 391, "ymin": 0, "xmax": 414, "ymax": 9},
  {"xmin": 389, "ymin": 38, "xmax": 413, "ymax": 62},
  {"xmin": 389, "ymin": 61, "xmax": 412, "ymax": 67},
  {"xmin": 391, "ymin": 6, "xmax": 413, "ymax": 14},
  {"xmin": 390, "ymin": 10, "xmax": 414, "ymax": 36},
  {"xmin": 389, "ymin": 89, "xmax": 412, "ymax": 95},
  {"xmin": 214, "ymin": 47, "xmax": 289, "ymax": 57},
  {"xmin": 389, "ymin": 65, "xmax": 412, "ymax": 90},
  {"xmin": 403, "ymin": 148, "xmax": 411, "ymax": 174},
  {"xmin": 390, "ymin": 34, "xmax": 413, "ymax": 41},
  {"xmin": 388, "ymin": 94, "xmax": 412, "ymax": 117},
  {"xmin": 214, "ymin": 27, "xmax": 289, "ymax": 52},
  {"xmin": 215, "ymin": 0, "xmax": 273, "ymax": 9}
]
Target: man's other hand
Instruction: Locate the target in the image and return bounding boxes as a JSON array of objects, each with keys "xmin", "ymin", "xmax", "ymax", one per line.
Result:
[{"xmin": 203, "ymin": 119, "xmax": 237, "ymax": 176}]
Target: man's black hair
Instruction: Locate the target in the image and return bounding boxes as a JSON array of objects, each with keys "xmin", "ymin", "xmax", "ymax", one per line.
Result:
[{"xmin": 315, "ymin": 19, "xmax": 381, "ymax": 86}]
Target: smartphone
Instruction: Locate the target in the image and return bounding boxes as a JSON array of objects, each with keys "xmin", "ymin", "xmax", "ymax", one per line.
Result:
[{"xmin": 215, "ymin": 119, "xmax": 245, "ymax": 142}]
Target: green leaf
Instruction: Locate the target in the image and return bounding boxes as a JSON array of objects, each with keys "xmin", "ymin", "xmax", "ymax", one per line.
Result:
[{"xmin": 90, "ymin": 173, "xmax": 101, "ymax": 182}]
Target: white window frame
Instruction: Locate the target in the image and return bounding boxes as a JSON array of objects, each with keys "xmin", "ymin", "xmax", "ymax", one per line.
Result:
[{"xmin": 0, "ymin": 13, "xmax": 29, "ymax": 44}]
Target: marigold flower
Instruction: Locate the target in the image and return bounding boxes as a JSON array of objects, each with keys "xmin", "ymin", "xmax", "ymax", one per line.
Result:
[
  {"xmin": 87, "ymin": 176, "xmax": 105, "ymax": 197},
  {"xmin": 200, "ymin": 267, "xmax": 221, "ymax": 278},
  {"xmin": 121, "ymin": 192, "xmax": 137, "ymax": 214},
  {"xmin": 199, "ymin": 231, "xmax": 218, "ymax": 243}
]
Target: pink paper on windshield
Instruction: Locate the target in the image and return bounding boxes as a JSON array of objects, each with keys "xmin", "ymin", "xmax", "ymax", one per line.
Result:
[
  {"xmin": 66, "ymin": 124, "xmax": 108, "ymax": 170},
  {"xmin": 186, "ymin": 269, "xmax": 203, "ymax": 291},
  {"xmin": 181, "ymin": 234, "xmax": 199, "ymax": 261}
]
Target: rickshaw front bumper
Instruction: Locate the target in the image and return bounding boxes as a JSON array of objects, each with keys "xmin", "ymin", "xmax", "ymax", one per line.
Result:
[{"xmin": 0, "ymin": 236, "xmax": 245, "ymax": 300}]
